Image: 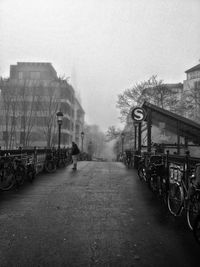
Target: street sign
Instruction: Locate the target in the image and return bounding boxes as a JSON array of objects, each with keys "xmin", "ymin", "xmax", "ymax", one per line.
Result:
[{"xmin": 131, "ymin": 107, "xmax": 146, "ymax": 122}]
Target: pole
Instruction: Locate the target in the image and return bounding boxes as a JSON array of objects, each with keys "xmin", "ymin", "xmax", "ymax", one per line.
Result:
[
  {"xmin": 134, "ymin": 124, "xmax": 137, "ymax": 151},
  {"xmin": 58, "ymin": 123, "xmax": 61, "ymax": 149},
  {"xmin": 122, "ymin": 138, "xmax": 124, "ymax": 154},
  {"xmin": 147, "ymin": 110, "xmax": 152, "ymax": 153},
  {"xmin": 138, "ymin": 122, "xmax": 141, "ymax": 154},
  {"xmin": 81, "ymin": 137, "xmax": 83, "ymax": 152},
  {"xmin": 177, "ymin": 121, "xmax": 180, "ymax": 155}
]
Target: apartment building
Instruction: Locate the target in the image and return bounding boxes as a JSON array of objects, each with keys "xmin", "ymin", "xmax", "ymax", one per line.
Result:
[
  {"xmin": 184, "ymin": 63, "xmax": 200, "ymax": 87},
  {"xmin": 0, "ymin": 62, "xmax": 85, "ymax": 148},
  {"xmin": 73, "ymin": 98, "xmax": 85, "ymax": 147},
  {"xmin": 183, "ymin": 63, "xmax": 200, "ymax": 121}
]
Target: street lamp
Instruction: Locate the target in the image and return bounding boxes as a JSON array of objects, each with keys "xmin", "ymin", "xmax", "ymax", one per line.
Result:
[
  {"xmin": 56, "ymin": 111, "xmax": 63, "ymax": 149},
  {"xmin": 121, "ymin": 132, "xmax": 125, "ymax": 154},
  {"xmin": 81, "ymin": 131, "xmax": 84, "ymax": 152}
]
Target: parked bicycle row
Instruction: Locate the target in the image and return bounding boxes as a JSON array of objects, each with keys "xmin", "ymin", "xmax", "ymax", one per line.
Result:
[
  {"xmin": 136, "ymin": 151, "xmax": 200, "ymax": 245},
  {"xmin": 0, "ymin": 147, "xmax": 73, "ymax": 191}
]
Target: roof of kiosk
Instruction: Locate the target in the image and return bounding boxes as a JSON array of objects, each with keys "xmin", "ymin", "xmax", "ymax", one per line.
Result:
[{"xmin": 142, "ymin": 101, "xmax": 200, "ymax": 144}]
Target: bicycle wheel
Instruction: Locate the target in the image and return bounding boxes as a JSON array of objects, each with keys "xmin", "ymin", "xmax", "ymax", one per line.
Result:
[
  {"xmin": 193, "ymin": 213, "xmax": 200, "ymax": 244},
  {"xmin": 149, "ymin": 174, "xmax": 158, "ymax": 193},
  {"xmin": 167, "ymin": 182, "xmax": 184, "ymax": 216},
  {"xmin": 44, "ymin": 160, "xmax": 56, "ymax": 173},
  {"xmin": 160, "ymin": 176, "xmax": 169, "ymax": 204},
  {"xmin": 138, "ymin": 166, "xmax": 147, "ymax": 182},
  {"xmin": 0, "ymin": 168, "xmax": 15, "ymax": 191},
  {"xmin": 26, "ymin": 166, "xmax": 36, "ymax": 183},
  {"xmin": 187, "ymin": 192, "xmax": 200, "ymax": 230},
  {"xmin": 15, "ymin": 165, "xmax": 26, "ymax": 186},
  {"xmin": 58, "ymin": 159, "xmax": 66, "ymax": 168}
]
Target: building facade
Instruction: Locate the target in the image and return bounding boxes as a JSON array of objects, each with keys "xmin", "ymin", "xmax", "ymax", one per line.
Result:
[
  {"xmin": 73, "ymin": 98, "xmax": 85, "ymax": 148},
  {"xmin": 0, "ymin": 62, "xmax": 85, "ymax": 149},
  {"xmin": 183, "ymin": 63, "xmax": 200, "ymax": 121}
]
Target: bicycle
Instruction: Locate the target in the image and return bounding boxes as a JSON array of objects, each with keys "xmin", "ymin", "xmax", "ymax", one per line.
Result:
[
  {"xmin": 137, "ymin": 155, "xmax": 147, "ymax": 182},
  {"xmin": 26, "ymin": 156, "xmax": 36, "ymax": 183},
  {"xmin": 0, "ymin": 156, "xmax": 15, "ymax": 191},
  {"xmin": 167, "ymin": 163, "xmax": 200, "ymax": 230},
  {"xmin": 13, "ymin": 157, "xmax": 26, "ymax": 187},
  {"xmin": 44, "ymin": 152, "xmax": 57, "ymax": 173},
  {"xmin": 148, "ymin": 161, "xmax": 168, "ymax": 202}
]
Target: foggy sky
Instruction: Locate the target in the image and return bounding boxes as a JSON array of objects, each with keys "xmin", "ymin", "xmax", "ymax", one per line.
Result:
[{"xmin": 0, "ymin": 0, "xmax": 200, "ymax": 131}]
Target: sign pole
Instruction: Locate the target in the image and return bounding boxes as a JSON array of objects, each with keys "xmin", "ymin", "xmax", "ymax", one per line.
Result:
[
  {"xmin": 147, "ymin": 110, "xmax": 152, "ymax": 153},
  {"xmin": 138, "ymin": 122, "xmax": 142, "ymax": 154},
  {"xmin": 131, "ymin": 107, "xmax": 146, "ymax": 154},
  {"xmin": 134, "ymin": 123, "xmax": 137, "ymax": 151}
]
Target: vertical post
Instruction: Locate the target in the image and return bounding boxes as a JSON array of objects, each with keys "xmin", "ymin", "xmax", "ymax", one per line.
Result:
[
  {"xmin": 58, "ymin": 123, "xmax": 61, "ymax": 150},
  {"xmin": 121, "ymin": 132, "xmax": 125, "ymax": 155},
  {"xmin": 147, "ymin": 110, "xmax": 152, "ymax": 153},
  {"xmin": 138, "ymin": 122, "xmax": 142, "ymax": 155},
  {"xmin": 177, "ymin": 121, "xmax": 180, "ymax": 155},
  {"xmin": 81, "ymin": 131, "xmax": 84, "ymax": 153},
  {"xmin": 134, "ymin": 123, "xmax": 137, "ymax": 151},
  {"xmin": 185, "ymin": 150, "xmax": 190, "ymax": 189},
  {"xmin": 81, "ymin": 137, "xmax": 83, "ymax": 152},
  {"xmin": 166, "ymin": 150, "xmax": 170, "ymax": 184},
  {"xmin": 184, "ymin": 136, "xmax": 188, "ymax": 151},
  {"xmin": 56, "ymin": 111, "xmax": 63, "ymax": 151}
]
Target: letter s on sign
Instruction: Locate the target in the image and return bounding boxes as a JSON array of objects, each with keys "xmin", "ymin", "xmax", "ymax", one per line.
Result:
[{"xmin": 131, "ymin": 107, "xmax": 146, "ymax": 121}]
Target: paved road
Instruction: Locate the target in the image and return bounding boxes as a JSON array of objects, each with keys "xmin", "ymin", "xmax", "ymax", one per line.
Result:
[{"xmin": 0, "ymin": 161, "xmax": 199, "ymax": 267}]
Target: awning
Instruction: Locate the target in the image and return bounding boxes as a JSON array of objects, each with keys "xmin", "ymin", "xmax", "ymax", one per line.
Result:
[{"xmin": 142, "ymin": 101, "xmax": 200, "ymax": 145}]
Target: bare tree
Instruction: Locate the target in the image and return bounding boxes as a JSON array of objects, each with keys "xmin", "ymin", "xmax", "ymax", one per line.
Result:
[
  {"xmin": 0, "ymin": 78, "xmax": 20, "ymax": 148},
  {"xmin": 18, "ymin": 80, "xmax": 40, "ymax": 147},
  {"xmin": 39, "ymin": 83, "xmax": 59, "ymax": 147},
  {"xmin": 117, "ymin": 75, "xmax": 180, "ymax": 122},
  {"xmin": 106, "ymin": 126, "xmax": 122, "ymax": 141},
  {"xmin": 181, "ymin": 81, "xmax": 200, "ymax": 122},
  {"xmin": 84, "ymin": 124, "xmax": 106, "ymax": 157}
]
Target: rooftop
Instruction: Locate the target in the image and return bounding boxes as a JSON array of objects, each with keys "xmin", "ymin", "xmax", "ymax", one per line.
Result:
[
  {"xmin": 185, "ymin": 64, "xmax": 200, "ymax": 73},
  {"xmin": 142, "ymin": 101, "xmax": 200, "ymax": 144}
]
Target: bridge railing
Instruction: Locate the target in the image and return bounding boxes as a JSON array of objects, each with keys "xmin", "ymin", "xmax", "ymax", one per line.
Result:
[{"xmin": 0, "ymin": 147, "xmax": 72, "ymax": 191}]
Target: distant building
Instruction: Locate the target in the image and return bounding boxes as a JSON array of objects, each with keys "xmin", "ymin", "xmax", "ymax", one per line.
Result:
[
  {"xmin": 183, "ymin": 63, "xmax": 200, "ymax": 120},
  {"xmin": 164, "ymin": 83, "xmax": 183, "ymax": 100},
  {"xmin": 184, "ymin": 63, "xmax": 200, "ymax": 91},
  {"xmin": 0, "ymin": 62, "xmax": 85, "ymax": 149},
  {"xmin": 185, "ymin": 63, "xmax": 200, "ymax": 82},
  {"xmin": 73, "ymin": 98, "xmax": 85, "ymax": 147}
]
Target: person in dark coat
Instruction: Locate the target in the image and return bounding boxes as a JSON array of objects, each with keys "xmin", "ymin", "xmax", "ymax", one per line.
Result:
[{"xmin": 71, "ymin": 142, "xmax": 80, "ymax": 170}]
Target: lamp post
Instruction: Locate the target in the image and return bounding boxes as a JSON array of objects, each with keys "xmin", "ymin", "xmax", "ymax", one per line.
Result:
[
  {"xmin": 121, "ymin": 132, "xmax": 125, "ymax": 155},
  {"xmin": 56, "ymin": 111, "xmax": 63, "ymax": 149},
  {"xmin": 81, "ymin": 131, "xmax": 84, "ymax": 152}
]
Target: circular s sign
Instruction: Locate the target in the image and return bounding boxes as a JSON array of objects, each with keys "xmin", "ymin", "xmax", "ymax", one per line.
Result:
[{"xmin": 131, "ymin": 107, "xmax": 146, "ymax": 122}]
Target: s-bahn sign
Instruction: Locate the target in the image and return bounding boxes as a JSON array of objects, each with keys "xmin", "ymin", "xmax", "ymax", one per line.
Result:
[{"xmin": 131, "ymin": 107, "xmax": 146, "ymax": 122}]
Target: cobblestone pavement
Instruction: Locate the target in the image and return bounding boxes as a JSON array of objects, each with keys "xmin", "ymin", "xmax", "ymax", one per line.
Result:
[{"xmin": 0, "ymin": 161, "xmax": 199, "ymax": 267}]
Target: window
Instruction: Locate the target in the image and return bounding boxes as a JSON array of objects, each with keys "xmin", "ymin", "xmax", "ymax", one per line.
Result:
[
  {"xmin": 20, "ymin": 132, "xmax": 25, "ymax": 144},
  {"xmin": 195, "ymin": 81, "xmax": 200, "ymax": 89},
  {"xmin": 60, "ymin": 87, "xmax": 71, "ymax": 99},
  {"xmin": 188, "ymin": 71, "xmax": 200, "ymax": 80},
  {"xmin": 30, "ymin": 71, "xmax": 40, "ymax": 79},
  {"xmin": 18, "ymin": 72, "xmax": 23, "ymax": 79},
  {"xmin": 3, "ymin": 131, "xmax": 8, "ymax": 142},
  {"xmin": 60, "ymin": 102, "xmax": 71, "ymax": 115},
  {"xmin": 62, "ymin": 118, "xmax": 70, "ymax": 130}
]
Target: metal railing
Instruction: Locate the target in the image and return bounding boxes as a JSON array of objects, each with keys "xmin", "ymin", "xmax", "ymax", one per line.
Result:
[{"xmin": 0, "ymin": 147, "xmax": 72, "ymax": 191}]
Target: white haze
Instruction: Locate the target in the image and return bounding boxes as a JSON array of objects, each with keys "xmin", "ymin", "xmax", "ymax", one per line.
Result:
[{"xmin": 0, "ymin": 0, "xmax": 200, "ymax": 131}]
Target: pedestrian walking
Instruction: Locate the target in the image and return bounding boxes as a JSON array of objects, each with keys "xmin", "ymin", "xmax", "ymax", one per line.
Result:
[{"xmin": 71, "ymin": 141, "xmax": 80, "ymax": 170}]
